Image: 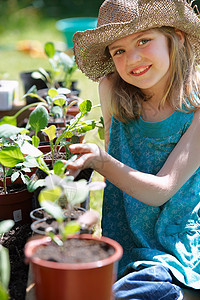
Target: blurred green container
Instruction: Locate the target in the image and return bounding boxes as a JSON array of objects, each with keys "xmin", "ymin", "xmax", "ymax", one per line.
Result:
[{"xmin": 56, "ymin": 17, "xmax": 98, "ymax": 48}]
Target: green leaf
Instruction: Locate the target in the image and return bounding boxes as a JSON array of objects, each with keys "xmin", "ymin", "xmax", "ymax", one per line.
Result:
[
  {"xmin": 40, "ymin": 200, "xmax": 64, "ymax": 222},
  {"xmin": 0, "ymin": 146, "xmax": 25, "ymax": 168},
  {"xmin": 31, "ymin": 71, "xmax": 46, "ymax": 81},
  {"xmin": 25, "ymin": 85, "xmax": 38, "ymax": 95},
  {"xmin": 48, "ymin": 88, "xmax": 58, "ymax": 98},
  {"xmin": 53, "ymin": 95, "xmax": 66, "ymax": 108},
  {"xmin": 27, "ymin": 179, "xmax": 45, "ymax": 193},
  {"xmin": 32, "ymin": 135, "xmax": 40, "ymax": 148},
  {"xmin": 0, "ymin": 220, "xmax": 14, "ymax": 235},
  {"xmin": 0, "ymin": 116, "xmax": 17, "ymax": 126},
  {"xmin": 41, "ymin": 125, "xmax": 56, "ymax": 142},
  {"xmin": 63, "ymin": 221, "xmax": 80, "ymax": 238},
  {"xmin": 11, "ymin": 171, "xmax": 19, "ymax": 183},
  {"xmin": 29, "ymin": 106, "xmax": 49, "ymax": 133},
  {"xmin": 76, "ymin": 120, "xmax": 96, "ymax": 133},
  {"xmin": 62, "ymin": 179, "xmax": 89, "ymax": 206},
  {"xmin": 98, "ymin": 127, "xmax": 105, "ymax": 140},
  {"xmin": 53, "ymin": 160, "xmax": 66, "ymax": 176},
  {"xmin": 51, "ymin": 105, "xmax": 63, "ymax": 118},
  {"xmin": 0, "ymin": 245, "xmax": 10, "ymax": 291},
  {"xmin": 20, "ymin": 140, "xmax": 43, "ymax": 157},
  {"xmin": 44, "ymin": 42, "xmax": 55, "ymax": 58},
  {"xmin": 78, "ymin": 100, "xmax": 92, "ymax": 116},
  {"xmin": 55, "ymin": 131, "xmax": 73, "ymax": 147},
  {"xmin": 39, "ymin": 186, "xmax": 62, "ymax": 203},
  {"xmin": 0, "ymin": 124, "xmax": 24, "ymax": 138},
  {"xmin": 0, "ymin": 283, "xmax": 9, "ymax": 300}
]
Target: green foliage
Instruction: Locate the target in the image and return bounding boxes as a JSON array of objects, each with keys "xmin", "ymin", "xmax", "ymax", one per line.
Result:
[
  {"xmin": 0, "ymin": 146, "xmax": 25, "ymax": 168},
  {"xmin": 38, "ymin": 169, "xmax": 105, "ymax": 246},
  {"xmin": 0, "ymin": 220, "xmax": 15, "ymax": 299},
  {"xmin": 29, "ymin": 105, "xmax": 49, "ymax": 134},
  {"xmin": 33, "ymin": 42, "xmax": 78, "ymax": 89}
]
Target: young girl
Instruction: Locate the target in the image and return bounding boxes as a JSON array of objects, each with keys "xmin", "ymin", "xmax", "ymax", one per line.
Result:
[{"xmin": 71, "ymin": 0, "xmax": 200, "ymax": 298}]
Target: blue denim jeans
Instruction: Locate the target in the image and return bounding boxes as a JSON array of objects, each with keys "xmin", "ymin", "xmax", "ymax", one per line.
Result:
[{"xmin": 113, "ymin": 265, "xmax": 183, "ymax": 300}]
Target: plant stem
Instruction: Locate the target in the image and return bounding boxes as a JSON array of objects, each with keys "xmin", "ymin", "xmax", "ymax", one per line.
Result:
[
  {"xmin": 2, "ymin": 166, "xmax": 7, "ymax": 194},
  {"xmin": 14, "ymin": 102, "xmax": 48, "ymax": 119}
]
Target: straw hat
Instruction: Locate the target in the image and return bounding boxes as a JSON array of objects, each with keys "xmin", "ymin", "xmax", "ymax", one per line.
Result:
[{"xmin": 73, "ymin": 0, "xmax": 200, "ymax": 82}]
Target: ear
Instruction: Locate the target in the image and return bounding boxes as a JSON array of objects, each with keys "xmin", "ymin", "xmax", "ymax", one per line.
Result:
[{"xmin": 175, "ymin": 29, "xmax": 185, "ymax": 46}]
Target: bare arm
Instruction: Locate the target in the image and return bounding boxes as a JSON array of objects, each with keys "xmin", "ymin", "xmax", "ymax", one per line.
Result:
[{"xmin": 68, "ymin": 107, "xmax": 200, "ymax": 207}]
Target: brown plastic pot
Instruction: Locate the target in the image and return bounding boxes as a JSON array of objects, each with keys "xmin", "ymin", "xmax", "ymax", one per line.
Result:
[
  {"xmin": 0, "ymin": 189, "xmax": 33, "ymax": 224},
  {"xmin": 25, "ymin": 234, "xmax": 123, "ymax": 300}
]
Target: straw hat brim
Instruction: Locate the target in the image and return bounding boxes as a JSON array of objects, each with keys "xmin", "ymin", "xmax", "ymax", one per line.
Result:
[{"xmin": 73, "ymin": 1, "xmax": 200, "ymax": 82}]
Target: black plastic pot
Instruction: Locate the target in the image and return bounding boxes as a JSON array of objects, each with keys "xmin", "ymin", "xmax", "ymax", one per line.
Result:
[{"xmin": 20, "ymin": 71, "xmax": 48, "ymax": 104}]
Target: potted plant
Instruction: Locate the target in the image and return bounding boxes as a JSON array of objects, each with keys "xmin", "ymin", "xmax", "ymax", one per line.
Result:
[
  {"xmin": 0, "ymin": 105, "xmax": 49, "ymax": 224},
  {"xmin": 36, "ymin": 99, "xmax": 104, "ymax": 167},
  {"xmin": 32, "ymin": 42, "xmax": 78, "ymax": 90},
  {"xmin": 25, "ymin": 86, "xmax": 78, "ymax": 129},
  {"xmin": 30, "ymin": 166, "xmax": 105, "ymax": 235},
  {"xmin": 21, "ymin": 41, "xmax": 80, "ymax": 106},
  {"xmin": 25, "ymin": 179, "xmax": 123, "ymax": 300}
]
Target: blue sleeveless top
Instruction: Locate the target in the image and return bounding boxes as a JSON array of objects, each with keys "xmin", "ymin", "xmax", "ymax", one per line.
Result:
[{"xmin": 102, "ymin": 110, "xmax": 200, "ymax": 289}]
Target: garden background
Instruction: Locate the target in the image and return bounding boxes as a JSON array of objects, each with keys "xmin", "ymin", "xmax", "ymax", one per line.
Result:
[{"xmin": 0, "ymin": 0, "xmax": 105, "ymax": 218}]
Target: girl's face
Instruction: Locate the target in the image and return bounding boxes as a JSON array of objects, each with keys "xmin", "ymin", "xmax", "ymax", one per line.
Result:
[{"xmin": 108, "ymin": 29, "xmax": 170, "ymax": 97}]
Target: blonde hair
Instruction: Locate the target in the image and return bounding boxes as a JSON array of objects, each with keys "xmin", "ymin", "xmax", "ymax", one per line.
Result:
[{"xmin": 108, "ymin": 27, "xmax": 200, "ymax": 122}]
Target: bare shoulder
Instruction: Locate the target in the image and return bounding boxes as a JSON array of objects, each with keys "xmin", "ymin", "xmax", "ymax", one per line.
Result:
[
  {"xmin": 99, "ymin": 75, "xmax": 114, "ymax": 116},
  {"xmin": 98, "ymin": 75, "xmax": 114, "ymax": 151},
  {"xmin": 99, "ymin": 75, "xmax": 114, "ymax": 102},
  {"xmin": 193, "ymin": 108, "xmax": 200, "ymax": 123}
]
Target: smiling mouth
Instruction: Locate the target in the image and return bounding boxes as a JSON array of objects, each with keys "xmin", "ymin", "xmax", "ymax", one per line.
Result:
[{"xmin": 131, "ymin": 65, "xmax": 152, "ymax": 76}]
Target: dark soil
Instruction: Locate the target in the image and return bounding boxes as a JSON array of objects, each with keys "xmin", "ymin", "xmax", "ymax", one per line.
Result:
[
  {"xmin": 0, "ymin": 183, "xmax": 27, "ymax": 195},
  {"xmin": 33, "ymin": 238, "xmax": 115, "ymax": 264},
  {"xmin": 0, "ymin": 222, "xmax": 32, "ymax": 300}
]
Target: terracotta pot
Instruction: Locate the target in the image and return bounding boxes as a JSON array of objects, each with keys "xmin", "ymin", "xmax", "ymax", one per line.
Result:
[
  {"xmin": 0, "ymin": 189, "xmax": 33, "ymax": 224},
  {"xmin": 25, "ymin": 234, "xmax": 123, "ymax": 300}
]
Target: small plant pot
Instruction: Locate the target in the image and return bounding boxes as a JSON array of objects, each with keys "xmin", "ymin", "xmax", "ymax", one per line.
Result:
[
  {"xmin": 25, "ymin": 234, "xmax": 123, "ymax": 300},
  {"xmin": 30, "ymin": 206, "xmax": 86, "ymax": 222},
  {"xmin": 31, "ymin": 206, "xmax": 87, "ymax": 235},
  {"xmin": 20, "ymin": 71, "xmax": 48, "ymax": 105},
  {"xmin": 0, "ymin": 188, "xmax": 33, "ymax": 224}
]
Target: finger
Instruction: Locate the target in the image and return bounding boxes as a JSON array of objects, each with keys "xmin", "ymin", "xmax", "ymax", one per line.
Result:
[
  {"xmin": 67, "ymin": 154, "xmax": 89, "ymax": 170},
  {"xmin": 69, "ymin": 143, "xmax": 92, "ymax": 154},
  {"xmin": 65, "ymin": 168, "xmax": 81, "ymax": 178}
]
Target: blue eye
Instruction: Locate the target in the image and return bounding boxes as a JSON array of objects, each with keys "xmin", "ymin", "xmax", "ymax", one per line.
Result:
[
  {"xmin": 114, "ymin": 49, "xmax": 124, "ymax": 56},
  {"xmin": 138, "ymin": 39, "xmax": 150, "ymax": 46}
]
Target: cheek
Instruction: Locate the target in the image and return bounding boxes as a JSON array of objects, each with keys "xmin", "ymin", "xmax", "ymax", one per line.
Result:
[
  {"xmin": 149, "ymin": 46, "xmax": 170, "ymax": 70},
  {"xmin": 113, "ymin": 58, "xmax": 125, "ymax": 74}
]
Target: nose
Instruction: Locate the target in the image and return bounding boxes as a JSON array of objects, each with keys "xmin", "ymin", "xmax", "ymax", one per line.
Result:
[{"xmin": 126, "ymin": 49, "xmax": 142, "ymax": 64}]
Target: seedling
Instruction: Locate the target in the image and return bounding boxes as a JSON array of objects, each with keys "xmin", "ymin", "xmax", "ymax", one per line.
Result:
[
  {"xmin": 38, "ymin": 168, "xmax": 105, "ymax": 246},
  {"xmin": 32, "ymin": 41, "xmax": 78, "ymax": 89}
]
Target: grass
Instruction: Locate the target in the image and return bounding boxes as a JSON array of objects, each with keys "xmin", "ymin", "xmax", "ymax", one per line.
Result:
[{"xmin": 0, "ymin": 14, "xmax": 104, "ymax": 225}]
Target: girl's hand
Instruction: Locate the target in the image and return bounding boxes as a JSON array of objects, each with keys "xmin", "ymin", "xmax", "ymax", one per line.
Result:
[{"xmin": 67, "ymin": 143, "xmax": 104, "ymax": 171}]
